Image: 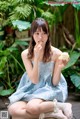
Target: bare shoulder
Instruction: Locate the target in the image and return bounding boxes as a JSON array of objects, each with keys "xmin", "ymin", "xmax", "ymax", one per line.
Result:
[
  {"xmin": 21, "ymin": 48, "xmax": 32, "ymax": 69},
  {"xmin": 51, "ymin": 46, "xmax": 62, "ymax": 61},
  {"xmin": 51, "ymin": 46, "xmax": 62, "ymax": 55},
  {"xmin": 21, "ymin": 48, "xmax": 29, "ymax": 61}
]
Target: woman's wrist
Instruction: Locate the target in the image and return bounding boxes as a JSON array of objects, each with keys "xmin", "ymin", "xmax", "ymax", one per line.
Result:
[
  {"xmin": 34, "ymin": 57, "xmax": 39, "ymax": 63},
  {"xmin": 56, "ymin": 66, "xmax": 62, "ymax": 72}
]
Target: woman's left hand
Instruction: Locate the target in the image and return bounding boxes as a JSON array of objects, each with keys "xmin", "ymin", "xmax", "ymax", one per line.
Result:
[
  {"xmin": 56, "ymin": 57, "xmax": 69, "ymax": 70},
  {"xmin": 59, "ymin": 59, "xmax": 68, "ymax": 69}
]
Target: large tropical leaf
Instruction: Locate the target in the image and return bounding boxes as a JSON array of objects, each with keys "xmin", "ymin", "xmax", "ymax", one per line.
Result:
[
  {"xmin": 12, "ymin": 20, "xmax": 31, "ymax": 31},
  {"xmin": 70, "ymin": 74, "xmax": 80, "ymax": 89},
  {"xmin": 72, "ymin": 3, "xmax": 80, "ymax": 10},
  {"xmin": 63, "ymin": 51, "xmax": 80, "ymax": 70},
  {"xmin": 0, "ymin": 89, "xmax": 14, "ymax": 96}
]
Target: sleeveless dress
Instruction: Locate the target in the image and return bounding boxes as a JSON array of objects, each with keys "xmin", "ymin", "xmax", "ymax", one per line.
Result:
[{"xmin": 9, "ymin": 61, "xmax": 68, "ymax": 104}]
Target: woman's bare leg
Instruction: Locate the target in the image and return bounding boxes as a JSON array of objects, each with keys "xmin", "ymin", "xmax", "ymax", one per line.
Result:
[
  {"xmin": 8, "ymin": 99, "xmax": 72, "ymax": 119},
  {"xmin": 26, "ymin": 99, "xmax": 55, "ymax": 114},
  {"xmin": 26, "ymin": 99, "xmax": 67, "ymax": 119},
  {"xmin": 26, "ymin": 99, "xmax": 72, "ymax": 119},
  {"xmin": 8, "ymin": 101, "xmax": 39, "ymax": 119}
]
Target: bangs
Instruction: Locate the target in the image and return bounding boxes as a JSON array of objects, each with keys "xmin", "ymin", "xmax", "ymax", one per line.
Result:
[{"xmin": 31, "ymin": 18, "xmax": 49, "ymax": 35}]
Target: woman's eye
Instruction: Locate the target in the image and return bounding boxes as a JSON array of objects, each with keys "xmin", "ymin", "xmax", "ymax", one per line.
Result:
[
  {"xmin": 36, "ymin": 32, "xmax": 39, "ymax": 35},
  {"xmin": 42, "ymin": 32, "xmax": 47, "ymax": 35},
  {"xmin": 35, "ymin": 32, "xmax": 47, "ymax": 36},
  {"xmin": 43, "ymin": 32, "xmax": 46, "ymax": 35}
]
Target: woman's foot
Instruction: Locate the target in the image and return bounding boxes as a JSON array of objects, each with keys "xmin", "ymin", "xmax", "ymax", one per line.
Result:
[
  {"xmin": 45, "ymin": 109, "xmax": 67, "ymax": 119},
  {"xmin": 58, "ymin": 102, "xmax": 73, "ymax": 119}
]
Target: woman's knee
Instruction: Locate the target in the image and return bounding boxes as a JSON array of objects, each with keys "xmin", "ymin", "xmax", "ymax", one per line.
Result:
[
  {"xmin": 8, "ymin": 104, "xmax": 17, "ymax": 116},
  {"xmin": 26, "ymin": 103, "xmax": 40, "ymax": 114},
  {"xmin": 8, "ymin": 101, "xmax": 27, "ymax": 116}
]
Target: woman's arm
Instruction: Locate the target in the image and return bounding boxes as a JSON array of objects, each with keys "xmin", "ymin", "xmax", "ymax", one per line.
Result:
[
  {"xmin": 52, "ymin": 48, "xmax": 69, "ymax": 86},
  {"xmin": 52, "ymin": 59, "xmax": 62, "ymax": 86},
  {"xmin": 21, "ymin": 43, "xmax": 43, "ymax": 84},
  {"xmin": 21, "ymin": 49, "xmax": 39, "ymax": 84}
]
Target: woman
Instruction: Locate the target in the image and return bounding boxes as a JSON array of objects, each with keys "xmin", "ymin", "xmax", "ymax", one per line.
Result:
[{"xmin": 8, "ymin": 18, "xmax": 72, "ymax": 119}]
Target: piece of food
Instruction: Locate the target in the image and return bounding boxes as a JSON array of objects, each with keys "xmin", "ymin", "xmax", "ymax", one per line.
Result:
[{"xmin": 59, "ymin": 52, "xmax": 69, "ymax": 61}]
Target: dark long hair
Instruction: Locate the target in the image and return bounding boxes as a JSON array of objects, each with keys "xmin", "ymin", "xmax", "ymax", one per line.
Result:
[{"xmin": 27, "ymin": 18, "xmax": 52, "ymax": 62}]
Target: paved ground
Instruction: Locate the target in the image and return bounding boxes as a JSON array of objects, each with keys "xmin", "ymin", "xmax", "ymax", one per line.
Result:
[
  {"xmin": 0, "ymin": 93, "xmax": 80, "ymax": 119},
  {"xmin": 67, "ymin": 93, "xmax": 80, "ymax": 119}
]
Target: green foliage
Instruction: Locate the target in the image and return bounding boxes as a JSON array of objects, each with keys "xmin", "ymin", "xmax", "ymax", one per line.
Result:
[
  {"xmin": 72, "ymin": 3, "xmax": 80, "ymax": 10},
  {"xmin": 42, "ymin": 11, "xmax": 55, "ymax": 25},
  {"xmin": 43, "ymin": 2, "xmax": 69, "ymax": 24},
  {"xmin": 0, "ymin": 89, "xmax": 14, "ymax": 96},
  {"xmin": 63, "ymin": 51, "xmax": 80, "ymax": 70},
  {"xmin": 0, "ymin": 1, "xmax": 10, "ymax": 12},
  {"xmin": 17, "ymin": 0, "xmax": 34, "ymax": 3},
  {"xmin": 62, "ymin": 50, "xmax": 80, "ymax": 91},
  {"xmin": 74, "ymin": 9, "xmax": 80, "ymax": 48},
  {"xmin": 0, "ymin": 0, "xmax": 46, "ymax": 27},
  {"xmin": 12, "ymin": 20, "xmax": 31, "ymax": 31},
  {"xmin": 70, "ymin": 74, "xmax": 80, "ymax": 90},
  {"xmin": 10, "ymin": 4, "xmax": 32, "ymax": 20},
  {"xmin": 0, "ymin": 40, "xmax": 28, "ymax": 96},
  {"xmin": 43, "ymin": 3, "xmax": 80, "ymax": 92},
  {"xmin": 65, "ymin": 4, "xmax": 80, "ymax": 49}
]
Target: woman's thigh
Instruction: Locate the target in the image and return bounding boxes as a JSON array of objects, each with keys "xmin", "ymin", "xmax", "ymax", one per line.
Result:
[
  {"xmin": 26, "ymin": 99, "xmax": 44, "ymax": 114},
  {"xmin": 27, "ymin": 99, "xmax": 43, "ymax": 105},
  {"xmin": 8, "ymin": 99, "xmax": 44, "ymax": 115}
]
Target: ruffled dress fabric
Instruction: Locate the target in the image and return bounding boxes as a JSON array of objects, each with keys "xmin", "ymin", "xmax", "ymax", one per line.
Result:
[{"xmin": 9, "ymin": 61, "xmax": 68, "ymax": 104}]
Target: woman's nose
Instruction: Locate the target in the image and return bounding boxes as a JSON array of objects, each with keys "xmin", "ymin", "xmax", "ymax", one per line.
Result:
[{"xmin": 39, "ymin": 34, "xmax": 42, "ymax": 39}]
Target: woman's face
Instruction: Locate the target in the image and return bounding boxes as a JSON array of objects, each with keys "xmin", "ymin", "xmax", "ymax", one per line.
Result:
[{"xmin": 33, "ymin": 27, "xmax": 48, "ymax": 46}]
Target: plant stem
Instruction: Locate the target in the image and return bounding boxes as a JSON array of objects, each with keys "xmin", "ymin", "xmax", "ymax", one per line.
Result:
[
  {"xmin": 10, "ymin": 54, "xmax": 25, "ymax": 72},
  {"xmin": 7, "ymin": 61, "xmax": 12, "ymax": 89}
]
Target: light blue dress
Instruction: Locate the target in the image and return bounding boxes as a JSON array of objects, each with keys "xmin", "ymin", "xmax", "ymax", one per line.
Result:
[{"xmin": 9, "ymin": 61, "xmax": 68, "ymax": 104}]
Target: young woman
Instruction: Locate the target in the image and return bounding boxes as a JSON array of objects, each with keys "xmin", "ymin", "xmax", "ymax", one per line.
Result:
[{"xmin": 8, "ymin": 18, "xmax": 72, "ymax": 119}]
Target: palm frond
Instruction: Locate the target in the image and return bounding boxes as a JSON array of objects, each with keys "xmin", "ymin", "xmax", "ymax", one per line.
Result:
[
  {"xmin": 42, "ymin": 11, "xmax": 55, "ymax": 25},
  {"xmin": 17, "ymin": 0, "xmax": 34, "ymax": 4},
  {"xmin": 0, "ymin": 1, "xmax": 10, "ymax": 12},
  {"xmin": 10, "ymin": 4, "xmax": 32, "ymax": 20}
]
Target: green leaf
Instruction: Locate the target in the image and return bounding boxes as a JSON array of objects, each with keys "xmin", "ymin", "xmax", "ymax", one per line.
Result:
[
  {"xmin": 0, "ymin": 72, "xmax": 4, "ymax": 75},
  {"xmin": 12, "ymin": 20, "xmax": 31, "ymax": 31},
  {"xmin": 10, "ymin": 4, "xmax": 32, "ymax": 20},
  {"xmin": 0, "ymin": 56, "xmax": 7, "ymax": 71},
  {"xmin": 70, "ymin": 74, "xmax": 80, "ymax": 89},
  {"xmin": 0, "ymin": 72, "xmax": 4, "ymax": 77},
  {"xmin": 0, "ymin": 41, "xmax": 4, "ymax": 50},
  {"xmin": 17, "ymin": 0, "xmax": 34, "ymax": 3},
  {"xmin": 0, "ymin": 49, "xmax": 10, "ymax": 56},
  {"xmin": 44, "ymin": 2, "xmax": 65, "ymax": 7},
  {"xmin": 63, "ymin": 51, "xmax": 80, "ymax": 70},
  {"xmin": 0, "ymin": 89, "xmax": 14, "ymax": 96},
  {"xmin": 8, "ymin": 47, "xmax": 18, "ymax": 52},
  {"xmin": 15, "ymin": 40, "xmax": 28, "ymax": 46},
  {"xmin": 72, "ymin": 4, "xmax": 80, "ymax": 10},
  {"xmin": 42, "ymin": 11, "xmax": 55, "ymax": 24}
]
